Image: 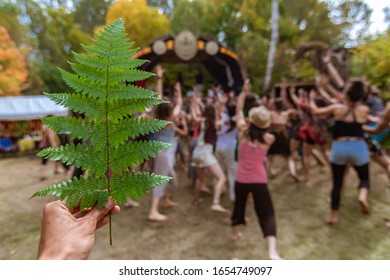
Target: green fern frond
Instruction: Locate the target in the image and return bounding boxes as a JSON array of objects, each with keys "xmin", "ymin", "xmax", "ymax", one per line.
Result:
[
  {"xmin": 109, "ymin": 85, "xmax": 157, "ymax": 101},
  {"xmin": 73, "ymin": 52, "xmax": 148, "ymax": 71},
  {"xmin": 32, "ymin": 176, "xmax": 108, "ymax": 209},
  {"xmin": 45, "ymin": 93, "xmax": 102, "ymax": 118},
  {"xmin": 33, "ymin": 19, "xmax": 171, "ymax": 244},
  {"xmin": 59, "ymin": 69, "xmax": 105, "ymax": 97},
  {"xmin": 110, "ymin": 141, "xmax": 171, "ymax": 173},
  {"xmin": 111, "ymin": 171, "xmax": 171, "ymax": 204},
  {"xmin": 38, "ymin": 144, "xmax": 107, "ymax": 177},
  {"xmin": 107, "ymin": 98, "xmax": 167, "ymax": 123},
  {"xmin": 108, "ymin": 117, "xmax": 171, "ymax": 148}
]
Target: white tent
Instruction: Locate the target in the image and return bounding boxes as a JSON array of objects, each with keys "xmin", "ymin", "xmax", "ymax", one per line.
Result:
[{"xmin": 0, "ymin": 95, "xmax": 68, "ymax": 120}]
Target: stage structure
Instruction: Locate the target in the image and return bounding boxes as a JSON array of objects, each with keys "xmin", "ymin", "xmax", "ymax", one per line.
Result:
[{"xmin": 134, "ymin": 31, "xmax": 245, "ymax": 93}]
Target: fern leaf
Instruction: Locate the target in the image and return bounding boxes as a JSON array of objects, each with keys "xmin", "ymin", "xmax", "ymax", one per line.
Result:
[
  {"xmin": 108, "ymin": 117, "xmax": 171, "ymax": 148},
  {"xmin": 59, "ymin": 69, "xmax": 105, "ymax": 97},
  {"xmin": 33, "ymin": 19, "xmax": 172, "ymax": 244},
  {"xmin": 45, "ymin": 93, "xmax": 103, "ymax": 118},
  {"xmin": 110, "ymin": 171, "xmax": 171, "ymax": 204},
  {"xmin": 32, "ymin": 176, "xmax": 108, "ymax": 210},
  {"xmin": 38, "ymin": 144, "xmax": 107, "ymax": 177},
  {"xmin": 107, "ymin": 98, "xmax": 166, "ymax": 123},
  {"xmin": 110, "ymin": 140, "xmax": 171, "ymax": 173},
  {"xmin": 109, "ymin": 84, "xmax": 157, "ymax": 101}
]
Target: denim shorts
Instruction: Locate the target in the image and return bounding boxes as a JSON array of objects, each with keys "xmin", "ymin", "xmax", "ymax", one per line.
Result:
[{"xmin": 330, "ymin": 140, "xmax": 370, "ymax": 166}]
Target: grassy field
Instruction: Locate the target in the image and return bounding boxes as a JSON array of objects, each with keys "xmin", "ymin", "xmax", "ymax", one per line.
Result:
[{"xmin": 0, "ymin": 154, "xmax": 389, "ymax": 260}]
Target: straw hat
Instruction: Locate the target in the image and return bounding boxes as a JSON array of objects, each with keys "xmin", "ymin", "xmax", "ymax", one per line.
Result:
[{"xmin": 248, "ymin": 106, "xmax": 271, "ymax": 129}]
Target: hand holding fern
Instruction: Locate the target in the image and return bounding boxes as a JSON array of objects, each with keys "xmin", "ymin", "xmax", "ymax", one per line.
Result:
[{"xmin": 37, "ymin": 199, "xmax": 120, "ymax": 260}]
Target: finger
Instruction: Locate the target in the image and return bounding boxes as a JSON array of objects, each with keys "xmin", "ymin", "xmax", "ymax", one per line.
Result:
[
  {"xmin": 85, "ymin": 198, "xmax": 116, "ymax": 223},
  {"xmin": 96, "ymin": 206, "xmax": 120, "ymax": 230},
  {"xmin": 73, "ymin": 207, "xmax": 92, "ymax": 219}
]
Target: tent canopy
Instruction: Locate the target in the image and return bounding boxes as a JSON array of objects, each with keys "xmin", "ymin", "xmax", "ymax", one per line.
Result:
[{"xmin": 0, "ymin": 95, "xmax": 68, "ymax": 121}]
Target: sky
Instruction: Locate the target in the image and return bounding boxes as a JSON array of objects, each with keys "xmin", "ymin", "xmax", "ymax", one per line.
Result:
[{"xmin": 365, "ymin": 0, "xmax": 389, "ymax": 34}]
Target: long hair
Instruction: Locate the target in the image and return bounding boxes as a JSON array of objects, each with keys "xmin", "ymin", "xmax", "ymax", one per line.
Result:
[
  {"xmin": 345, "ymin": 80, "xmax": 366, "ymax": 103},
  {"xmin": 226, "ymin": 104, "xmax": 236, "ymax": 133},
  {"xmin": 154, "ymin": 97, "xmax": 173, "ymax": 120},
  {"xmin": 245, "ymin": 124, "xmax": 266, "ymax": 144},
  {"xmin": 203, "ymin": 104, "xmax": 216, "ymax": 130}
]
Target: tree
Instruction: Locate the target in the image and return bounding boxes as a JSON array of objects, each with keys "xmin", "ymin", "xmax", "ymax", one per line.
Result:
[
  {"xmin": 263, "ymin": 0, "xmax": 279, "ymax": 92},
  {"xmin": 106, "ymin": 0, "xmax": 171, "ymax": 47},
  {"xmin": 353, "ymin": 30, "xmax": 390, "ymax": 90},
  {"xmin": 326, "ymin": 0, "xmax": 372, "ymax": 46},
  {"xmin": 0, "ymin": 26, "xmax": 29, "ymax": 96},
  {"xmin": 22, "ymin": 1, "xmax": 90, "ymax": 93},
  {"xmin": 73, "ymin": 0, "xmax": 113, "ymax": 34},
  {"xmin": 0, "ymin": 1, "xmax": 30, "ymax": 45}
]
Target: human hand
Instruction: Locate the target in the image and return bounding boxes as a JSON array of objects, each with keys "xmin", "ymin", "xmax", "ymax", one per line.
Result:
[
  {"xmin": 37, "ymin": 199, "xmax": 120, "ymax": 260},
  {"xmin": 156, "ymin": 64, "xmax": 164, "ymax": 78},
  {"xmin": 243, "ymin": 79, "xmax": 251, "ymax": 93},
  {"xmin": 322, "ymin": 50, "xmax": 332, "ymax": 64},
  {"xmin": 174, "ymin": 82, "xmax": 181, "ymax": 94}
]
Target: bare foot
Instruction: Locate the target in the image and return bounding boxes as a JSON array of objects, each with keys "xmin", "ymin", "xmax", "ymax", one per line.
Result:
[
  {"xmin": 164, "ymin": 199, "xmax": 179, "ymax": 208},
  {"xmin": 291, "ymin": 174, "xmax": 303, "ymax": 183},
  {"xmin": 326, "ymin": 212, "xmax": 338, "ymax": 225},
  {"xmin": 358, "ymin": 199, "xmax": 370, "ymax": 215},
  {"xmin": 269, "ymin": 253, "xmax": 284, "ymax": 260},
  {"xmin": 148, "ymin": 213, "xmax": 168, "ymax": 222},
  {"xmin": 232, "ymin": 231, "xmax": 242, "ymax": 241},
  {"xmin": 211, "ymin": 203, "xmax": 229, "ymax": 213},
  {"xmin": 124, "ymin": 200, "xmax": 140, "ymax": 208},
  {"xmin": 200, "ymin": 186, "xmax": 212, "ymax": 194}
]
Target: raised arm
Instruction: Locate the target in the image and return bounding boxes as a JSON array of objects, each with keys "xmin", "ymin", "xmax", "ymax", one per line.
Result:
[
  {"xmin": 280, "ymin": 79, "xmax": 293, "ymax": 109},
  {"xmin": 363, "ymin": 107, "xmax": 390, "ymax": 134},
  {"xmin": 155, "ymin": 65, "xmax": 164, "ymax": 99},
  {"xmin": 175, "ymin": 111, "xmax": 188, "ymax": 137},
  {"xmin": 309, "ymin": 89, "xmax": 337, "ymax": 115},
  {"xmin": 236, "ymin": 79, "xmax": 250, "ymax": 132},
  {"xmin": 323, "ymin": 50, "xmax": 345, "ymax": 90},
  {"xmin": 288, "ymin": 86, "xmax": 301, "ymax": 107},
  {"xmin": 315, "ymin": 74, "xmax": 338, "ymax": 104},
  {"xmin": 172, "ymin": 82, "xmax": 183, "ymax": 118}
]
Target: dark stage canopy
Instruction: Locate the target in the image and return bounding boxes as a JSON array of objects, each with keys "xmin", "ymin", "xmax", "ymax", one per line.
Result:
[{"xmin": 134, "ymin": 32, "xmax": 245, "ymax": 93}]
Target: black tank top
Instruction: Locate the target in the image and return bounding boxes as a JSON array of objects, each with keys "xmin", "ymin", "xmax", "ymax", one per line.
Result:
[{"xmin": 332, "ymin": 106, "xmax": 364, "ymax": 138}]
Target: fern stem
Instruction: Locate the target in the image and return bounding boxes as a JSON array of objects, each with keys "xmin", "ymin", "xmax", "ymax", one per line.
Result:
[{"xmin": 106, "ymin": 47, "xmax": 112, "ymax": 246}]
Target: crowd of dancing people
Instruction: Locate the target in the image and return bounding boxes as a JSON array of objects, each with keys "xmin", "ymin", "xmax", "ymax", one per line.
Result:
[{"xmin": 38, "ymin": 53, "xmax": 390, "ymax": 260}]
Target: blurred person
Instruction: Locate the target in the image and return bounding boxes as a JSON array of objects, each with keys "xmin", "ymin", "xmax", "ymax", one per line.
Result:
[
  {"xmin": 215, "ymin": 98, "xmax": 238, "ymax": 202},
  {"xmin": 39, "ymin": 116, "xmax": 62, "ymax": 180},
  {"xmin": 192, "ymin": 104, "xmax": 228, "ymax": 213},
  {"xmin": 231, "ymin": 79, "xmax": 282, "ymax": 260},
  {"xmin": 267, "ymin": 95, "xmax": 301, "ymax": 182},
  {"xmin": 309, "ymin": 80, "xmax": 371, "ymax": 225},
  {"xmin": 148, "ymin": 66, "xmax": 183, "ymax": 221}
]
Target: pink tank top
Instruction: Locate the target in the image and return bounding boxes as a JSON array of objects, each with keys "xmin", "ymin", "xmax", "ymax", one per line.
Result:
[{"xmin": 235, "ymin": 140, "xmax": 268, "ymax": 184}]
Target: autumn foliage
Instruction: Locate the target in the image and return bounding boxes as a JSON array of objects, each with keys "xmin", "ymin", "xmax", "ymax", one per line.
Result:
[{"xmin": 0, "ymin": 26, "xmax": 29, "ymax": 96}]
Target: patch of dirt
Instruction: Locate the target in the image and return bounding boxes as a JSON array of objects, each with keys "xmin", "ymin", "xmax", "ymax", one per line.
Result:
[{"xmin": 1, "ymin": 154, "xmax": 390, "ymax": 260}]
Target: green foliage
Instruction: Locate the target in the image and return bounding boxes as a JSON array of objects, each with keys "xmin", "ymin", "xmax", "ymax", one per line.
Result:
[
  {"xmin": 106, "ymin": 0, "xmax": 171, "ymax": 48},
  {"xmin": 352, "ymin": 30, "xmax": 390, "ymax": 90},
  {"xmin": 32, "ymin": 19, "xmax": 171, "ymax": 214}
]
